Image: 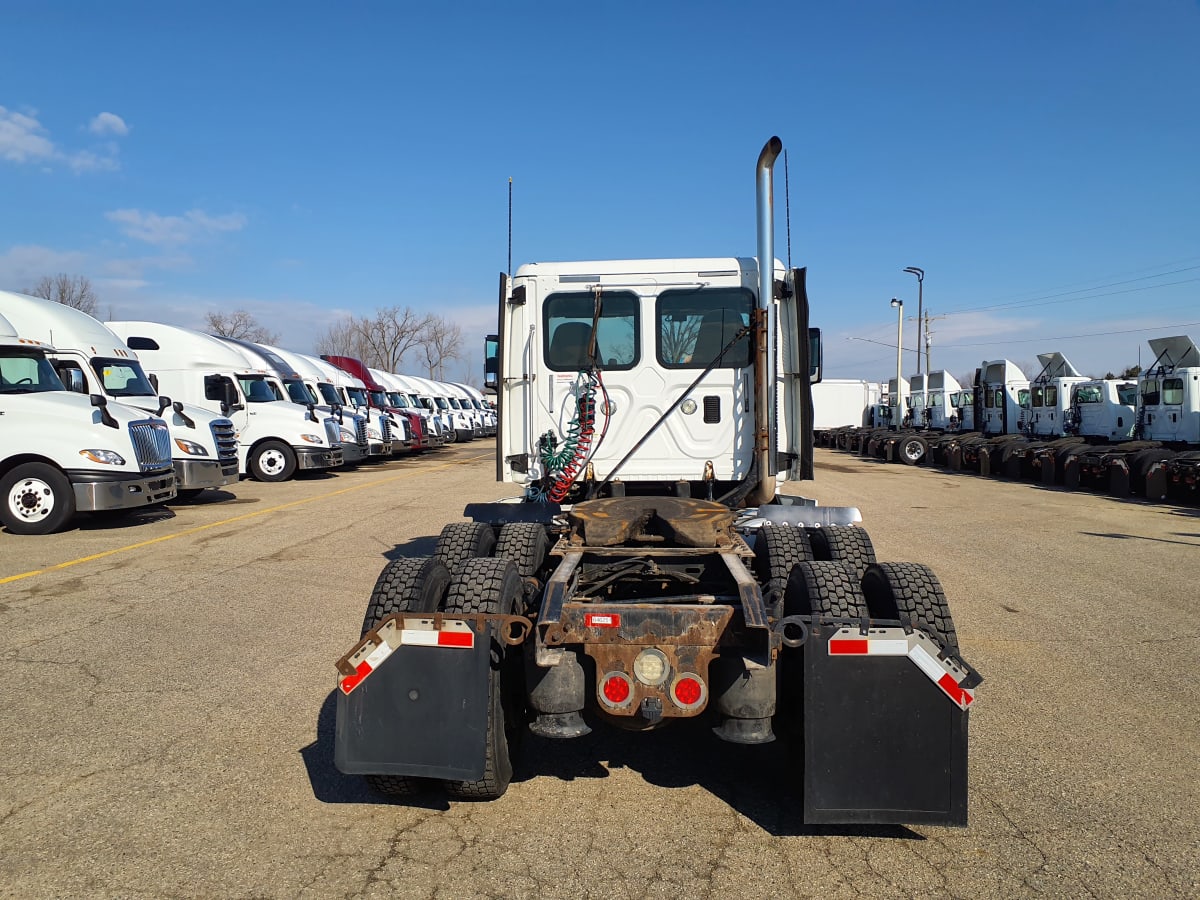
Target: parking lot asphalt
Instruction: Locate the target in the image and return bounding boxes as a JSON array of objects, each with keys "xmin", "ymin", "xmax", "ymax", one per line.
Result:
[{"xmin": 1, "ymin": 444, "xmax": 1196, "ymax": 898}]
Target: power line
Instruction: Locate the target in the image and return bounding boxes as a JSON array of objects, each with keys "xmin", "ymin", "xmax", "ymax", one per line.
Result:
[
  {"xmin": 942, "ymin": 270, "xmax": 1200, "ymax": 315},
  {"xmin": 934, "ymin": 319, "xmax": 1200, "ymax": 349}
]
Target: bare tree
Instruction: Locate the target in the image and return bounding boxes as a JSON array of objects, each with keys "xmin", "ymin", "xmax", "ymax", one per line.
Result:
[
  {"xmin": 26, "ymin": 274, "xmax": 99, "ymax": 315},
  {"xmin": 359, "ymin": 305, "xmax": 429, "ymax": 372},
  {"xmin": 205, "ymin": 310, "xmax": 280, "ymax": 344},
  {"xmin": 315, "ymin": 315, "xmax": 372, "ymax": 363},
  {"xmin": 419, "ymin": 315, "xmax": 463, "ymax": 380}
]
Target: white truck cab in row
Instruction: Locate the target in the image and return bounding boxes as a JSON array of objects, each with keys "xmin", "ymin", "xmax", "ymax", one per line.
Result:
[
  {"xmin": 0, "ymin": 311, "xmax": 175, "ymax": 534},
  {"xmin": 0, "ymin": 291, "xmax": 238, "ymax": 497},
  {"xmin": 107, "ymin": 321, "xmax": 343, "ymax": 481}
]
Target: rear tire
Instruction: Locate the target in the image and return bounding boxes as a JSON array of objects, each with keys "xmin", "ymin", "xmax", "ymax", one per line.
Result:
[
  {"xmin": 754, "ymin": 525, "xmax": 813, "ymax": 614},
  {"xmin": 807, "ymin": 525, "xmax": 877, "ymax": 582},
  {"xmin": 359, "ymin": 556, "xmax": 452, "ymax": 798},
  {"xmin": 860, "ymin": 562, "xmax": 959, "ymax": 654},
  {"xmin": 434, "ymin": 521, "xmax": 496, "ymax": 570},
  {"xmin": 494, "ymin": 523, "xmax": 550, "ymax": 611},
  {"xmin": 442, "ymin": 558, "xmax": 525, "ymax": 801},
  {"xmin": 783, "ymin": 561, "xmax": 869, "ymax": 618}
]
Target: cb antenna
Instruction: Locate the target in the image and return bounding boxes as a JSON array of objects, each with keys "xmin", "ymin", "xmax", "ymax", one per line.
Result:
[
  {"xmin": 507, "ymin": 177, "xmax": 513, "ymax": 278},
  {"xmin": 784, "ymin": 149, "xmax": 792, "ymax": 270}
]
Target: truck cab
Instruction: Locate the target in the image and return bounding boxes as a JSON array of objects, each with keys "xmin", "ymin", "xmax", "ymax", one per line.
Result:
[
  {"xmin": 978, "ymin": 360, "xmax": 1029, "ymax": 436},
  {"xmin": 0, "ymin": 291, "xmax": 236, "ymax": 496},
  {"xmin": 109, "ymin": 321, "xmax": 343, "ymax": 482},
  {"xmin": 1140, "ymin": 335, "xmax": 1200, "ymax": 445},
  {"xmin": 0, "ymin": 312, "xmax": 175, "ymax": 533},
  {"xmin": 1021, "ymin": 352, "xmax": 1088, "ymax": 439},
  {"xmin": 925, "ymin": 371, "xmax": 963, "ymax": 431}
]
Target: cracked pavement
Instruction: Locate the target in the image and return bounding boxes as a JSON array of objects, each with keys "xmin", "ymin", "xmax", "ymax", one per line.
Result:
[{"xmin": 1, "ymin": 444, "xmax": 1197, "ymax": 898}]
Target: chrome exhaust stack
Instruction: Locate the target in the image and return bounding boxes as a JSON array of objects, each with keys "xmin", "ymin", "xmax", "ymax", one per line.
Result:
[{"xmin": 748, "ymin": 136, "xmax": 782, "ymax": 506}]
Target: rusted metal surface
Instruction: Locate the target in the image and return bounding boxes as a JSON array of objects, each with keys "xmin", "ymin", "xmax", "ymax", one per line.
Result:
[
  {"xmin": 549, "ymin": 602, "xmax": 734, "ymax": 719},
  {"xmin": 720, "ymin": 551, "xmax": 768, "ymax": 629},
  {"xmin": 567, "ymin": 496, "xmax": 737, "ymax": 548}
]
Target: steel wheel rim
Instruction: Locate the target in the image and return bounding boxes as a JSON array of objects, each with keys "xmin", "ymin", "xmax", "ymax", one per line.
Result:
[
  {"xmin": 259, "ymin": 449, "xmax": 287, "ymax": 475},
  {"xmin": 904, "ymin": 440, "xmax": 924, "ymax": 462},
  {"xmin": 9, "ymin": 477, "xmax": 55, "ymax": 521}
]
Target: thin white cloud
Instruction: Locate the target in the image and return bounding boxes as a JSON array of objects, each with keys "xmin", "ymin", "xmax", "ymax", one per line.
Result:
[
  {"xmin": 0, "ymin": 107, "xmax": 56, "ymax": 164},
  {"xmin": 0, "ymin": 106, "xmax": 123, "ymax": 172},
  {"xmin": 105, "ymin": 208, "xmax": 248, "ymax": 246},
  {"xmin": 88, "ymin": 112, "xmax": 129, "ymax": 137},
  {"xmin": 0, "ymin": 244, "xmax": 90, "ymax": 291}
]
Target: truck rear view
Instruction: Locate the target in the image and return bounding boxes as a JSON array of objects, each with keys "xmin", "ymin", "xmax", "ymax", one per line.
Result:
[{"xmin": 334, "ymin": 137, "xmax": 980, "ymax": 826}]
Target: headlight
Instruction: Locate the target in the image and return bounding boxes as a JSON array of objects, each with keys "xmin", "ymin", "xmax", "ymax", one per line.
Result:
[
  {"xmin": 79, "ymin": 449, "xmax": 126, "ymax": 465},
  {"xmin": 367, "ymin": 427, "xmax": 382, "ymax": 440},
  {"xmin": 174, "ymin": 438, "xmax": 210, "ymax": 456},
  {"xmin": 339, "ymin": 427, "xmax": 355, "ymax": 441},
  {"xmin": 300, "ymin": 433, "xmax": 324, "ymax": 443}
]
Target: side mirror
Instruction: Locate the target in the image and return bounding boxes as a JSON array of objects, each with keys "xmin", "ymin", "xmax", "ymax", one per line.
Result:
[
  {"xmin": 89, "ymin": 393, "xmax": 119, "ymax": 429},
  {"xmin": 223, "ymin": 380, "xmax": 243, "ymax": 411},
  {"xmin": 156, "ymin": 395, "xmax": 171, "ymax": 416},
  {"xmin": 808, "ymin": 327, "xmax": 822, "ymax": 384},
  {"xmin": 484, "ymin": 333, "xmax": 500, "ymax": 391},
  {"xmin": 65, "ymin": 368, "xmax": 88, "ymax": 394},
  {"xmin": 148, "ymin": 373, "xmax": 159, "ymax": 392}
]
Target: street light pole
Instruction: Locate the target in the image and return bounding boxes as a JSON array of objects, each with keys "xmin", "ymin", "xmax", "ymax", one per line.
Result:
[
  {"xmin": 890, "ymin": 297, "xmax": 903, "ymax": 430},
  {"xmin": 903, "ymin": 266, "xmax": 924, "ymax": 374}
]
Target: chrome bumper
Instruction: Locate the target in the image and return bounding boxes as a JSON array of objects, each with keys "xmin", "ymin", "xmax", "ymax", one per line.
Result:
[
  {"xmin": 296, "ymin": 446, "xmax": 343, "ymax": 470},
  {"xmin": 175, "ymin": 458, "xmax": 239, "ymax": 490},
  {"xmin": 341, "ymin": 443, "xmax": 368, "ymax": 465},
  {"xmin": 70, "ymin": 469, "xmax": 177, "ymax": 511},
  {"xmin": 369, "ymin": 441, "xmax": 393, "ymax": 457}
]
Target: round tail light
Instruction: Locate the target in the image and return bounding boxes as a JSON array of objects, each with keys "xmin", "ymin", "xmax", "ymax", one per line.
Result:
[
  {"xmin": 670, "ymin": 673, "xmax": 706, "ymax": 710},
  {"xmin": 599, "ymin": 672, "xmax": 633, "ymax": 709}
]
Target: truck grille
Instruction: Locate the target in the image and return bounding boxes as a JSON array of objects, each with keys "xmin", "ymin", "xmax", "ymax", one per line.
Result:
[
  {"xmin": 323, "ymin": 418, "xmax": 340, "ymax": 446},
  {"xmin": 130, "ymin": 421, "xmax": 173, "ymax": 472},
  {"xmin": 381, "ymin": 416, "xmax": 392, "ymax": 442},
  {"xmin": 355, "ymin": 415, "xmax": 368, "ymax": 449},
  {"xmin": 210, "ymin": 419, "xmax": 238, "ymax": 461}
]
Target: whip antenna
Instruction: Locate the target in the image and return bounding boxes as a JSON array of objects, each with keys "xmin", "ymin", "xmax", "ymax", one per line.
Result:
[
  {"xmin": 508, "ymin": 177, "xmax": 513, "ymax": 278},
  {"xmin": 784, "ymin": 149, "xmax": 792, "ymax": 269}
]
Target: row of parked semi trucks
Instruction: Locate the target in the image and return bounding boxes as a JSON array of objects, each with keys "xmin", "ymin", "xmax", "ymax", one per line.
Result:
[
  {"xmin": 0, "ymin": 288, "xmax": 496, "ymax": 535},
  {"xmin": 817, "ymin": 336, "xmax": 1200, "ymax": 502}
]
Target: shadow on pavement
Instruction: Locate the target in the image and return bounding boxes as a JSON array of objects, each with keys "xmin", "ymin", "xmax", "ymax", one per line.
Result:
[{"xmin": 301, "ymin": 691, "xmax": 919, "ymax": 839}]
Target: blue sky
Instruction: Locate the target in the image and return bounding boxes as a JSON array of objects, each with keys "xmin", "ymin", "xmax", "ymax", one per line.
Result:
[{"xmin": 2, "ymin": 1, "xmax": 1198, "ymax": 385}]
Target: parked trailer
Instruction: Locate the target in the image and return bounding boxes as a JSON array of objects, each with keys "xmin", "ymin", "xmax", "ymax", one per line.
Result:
[
  {"xmin": 332, "ymin": 137, "xmax": 979, "ymax": 826},
  {"xmin": 811, "ymin": 378, "xmax": 880, "ymax": 448}
]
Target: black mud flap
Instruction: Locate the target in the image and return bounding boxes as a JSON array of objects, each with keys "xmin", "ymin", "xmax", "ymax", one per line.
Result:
[
  {"xmin": 334, "ymin": 620, "xmax": 493, "ymax": 781},
  {"xmin": 802, "ymin": 623, "xmax": 972, "ymax": 827}
]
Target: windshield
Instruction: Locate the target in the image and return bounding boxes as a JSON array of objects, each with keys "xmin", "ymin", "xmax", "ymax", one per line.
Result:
[
  {"xmin": 238, "ymin": 375, "xmax": 280, "ymax": 403},
  {"xmin": 346, "ymin": 386, "xmax": 367, "ymax": 406},
  {"xmin": 434, "ymin": 397, "xmax": 449, "ymax": 410},
  {"xmin": 318, "ymin": 383, "xmax": 341, "ymax": 406},
  {"xmin": 384, "ymin": 392, "xmax": 406, "ymax": 407},
  {"xmin": 283, "ymin": 378, "xmax": 312, "ymax": 404},
  {"xmin": 91, "ymin": 357, "xmax": 156, "ymax": 398},
  {"xmin": 369, "ymin": 390, "xmax": 388, "ymax": 408},
  {"xmin": 0, "ymin": 350, "xmax": 65, "ymax": 394}
]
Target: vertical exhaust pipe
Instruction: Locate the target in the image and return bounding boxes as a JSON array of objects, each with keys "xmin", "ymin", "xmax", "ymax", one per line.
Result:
[{"xmin": 748, "ymin": 136, "xmax": 783, "ymax": 506}]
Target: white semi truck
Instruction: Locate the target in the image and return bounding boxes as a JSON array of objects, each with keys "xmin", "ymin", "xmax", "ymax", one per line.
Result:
[
  {"xmin": 0, "ymin": 313, "xmax": 175, "ymax": 534},
  {"xmin": 332, "ymin": 137, "xmax": 979, "ymax": 826},
  {"xmin": 109, "ymin": 322, "xmax": 343, "ymax": 481},
  {"xmin": 0, "ymin": 291, "xmax": 237, "ymax": 498}
]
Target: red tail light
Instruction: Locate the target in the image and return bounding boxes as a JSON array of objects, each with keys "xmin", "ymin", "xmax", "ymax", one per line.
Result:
[
  {"xmin": 671, "ymin": 674, "xmax": 706, "ymax": 710},
  {"xmin": 599, "ymin": 672, "xmax": 633, "ymax": 708}
]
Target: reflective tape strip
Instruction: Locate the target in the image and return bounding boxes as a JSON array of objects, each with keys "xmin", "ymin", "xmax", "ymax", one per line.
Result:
[
  {"xmin": 399, "ymin": 628, "xmax": 474, "ymax": 648},
  {"xmin": 338, "ymin": 622, "xmax": 474, "ymax": 695},
  {"xmin": 829, "ymin": 628, "xmax": 975, "ymax": 710},
  {"xmin": 339, "ymin": 641, "xmax": 394, "ymax": 695}
]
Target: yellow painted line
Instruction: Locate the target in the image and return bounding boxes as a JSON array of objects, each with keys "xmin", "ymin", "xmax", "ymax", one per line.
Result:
[{"xmin": 0, "ymin": 452, "xmax": 492, "ymax": 586}]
